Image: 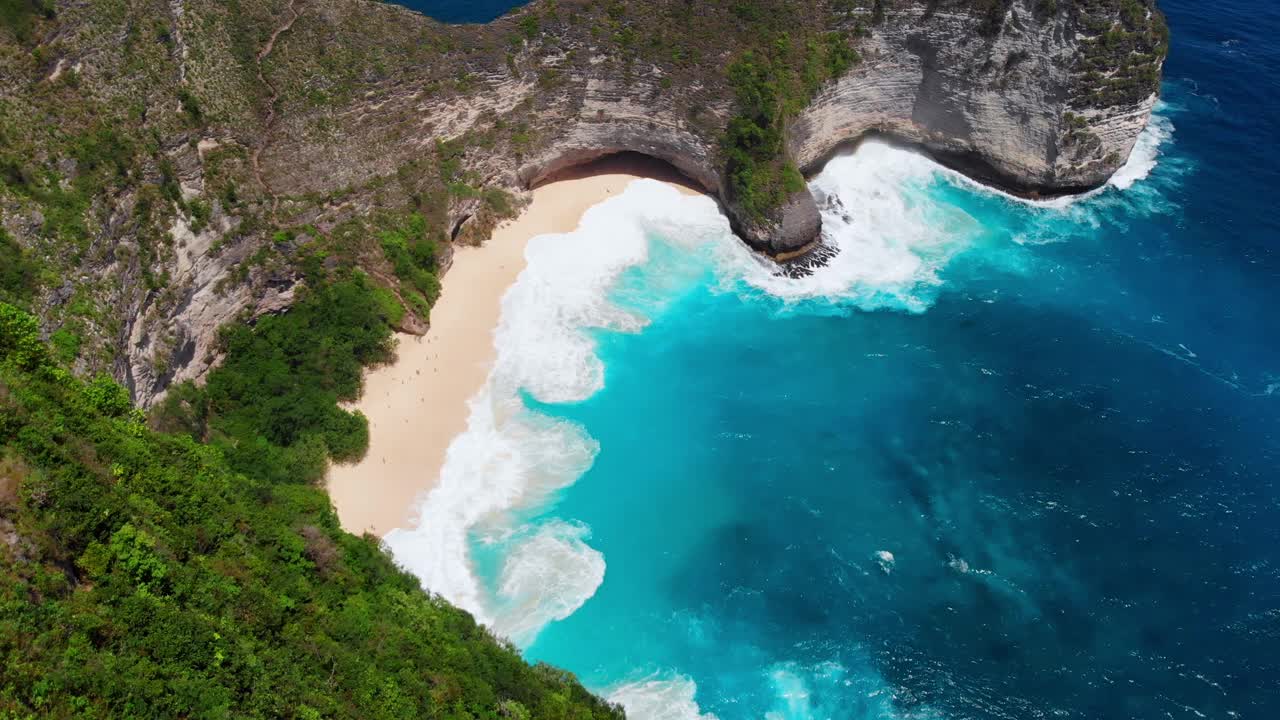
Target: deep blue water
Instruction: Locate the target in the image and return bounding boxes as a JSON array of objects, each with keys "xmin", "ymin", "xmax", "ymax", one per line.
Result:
[
  {"xmin": 387, "ymin": 0, "xmax": 527, "ymax": 23},
  {"xmin": 386, "ymin": 1, "xmax": 1280, "ymax": 718}
]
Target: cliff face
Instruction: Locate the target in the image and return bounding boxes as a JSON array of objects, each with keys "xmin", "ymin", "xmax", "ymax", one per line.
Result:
[
  {"xmin": 261, "ymin": 0, "xmax": 1165, "ymax": 253},
  {"xmin": 791, "ymin": 1, "xmax": 1159, "ymax": 194},
  {"xmin": 0, "ymin": 0, "xmax": 1165, "ymax": 405}
]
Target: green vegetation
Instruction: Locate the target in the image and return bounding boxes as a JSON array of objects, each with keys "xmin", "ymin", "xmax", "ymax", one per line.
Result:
[
  {"xmin": 153, "ymin": 270, "xmax": 397, "ymax": 486},
  {"xmin": 1074, "ymin": 0, "xmax": 1168, "ymax": 107},
  {"xmin": 0, "ymin": 228, "xmax": 37, "ymax": 306},
  {"xmin": 48, "ymin": 328, "xmax": 81, "ymax": 364},
  {"xmin": 379, "ymin": 213, "xmax": 442, "ymax": 318},
  {"xmin": 178, "ymin": 87, "xmax": 204, "ymax": 125},
  {"xmin": 0, "ymin": 1, "xmax": 1166, "ymax": 712},
  {"xmin": 721, "ymin": 7, "xmax": 862, "ymax": 219},
  {"xmin": 0, "ymin": 122, "xmax": 137, "ymax": 252},
  {"xmin": 518, "ymin": 13, "xmax": 541, "ymax": 40},
  {"xmin": 723, "ymin": 50, "xmax": 806, "ymax": 218},
  {"xmin": 0, "ymin": 301, "xmax": 623, "ymax": 719},
  {"xmin": 0, "ymin": 0, "xmax": 54, "ymax": 43}
]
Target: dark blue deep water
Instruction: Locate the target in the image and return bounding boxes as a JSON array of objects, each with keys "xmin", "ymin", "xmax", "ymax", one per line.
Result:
[
  {"xmin": 385, "ymin": 1, "xmax": 1280, "ymax": 718},
  {"xmin": 387, "ymin": 0, "xmax": 527, "ymax": 24}
]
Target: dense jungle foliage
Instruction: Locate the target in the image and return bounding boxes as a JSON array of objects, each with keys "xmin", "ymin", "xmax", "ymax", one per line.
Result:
[
  {"xmin": 722, "ymin": 21, "xmax": 862, "ymax": 219},
  {"xmin": 0, "ymin": 300, "xmax": 623, "ymax": 719},
  {"xmin": 150, "ymin": 270, "xmax": 395, "ymax": 487}
]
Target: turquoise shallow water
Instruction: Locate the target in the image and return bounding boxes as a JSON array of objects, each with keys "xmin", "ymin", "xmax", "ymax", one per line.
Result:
[{"xmin": 386, "ymin": 1, "xmax": 1280, "ymax": 718}]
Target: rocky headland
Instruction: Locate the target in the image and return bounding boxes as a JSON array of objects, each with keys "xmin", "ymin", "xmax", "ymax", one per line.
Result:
[{"xmin": 0, "ymin": 0, "xmax": 1166, "ymax": 405}]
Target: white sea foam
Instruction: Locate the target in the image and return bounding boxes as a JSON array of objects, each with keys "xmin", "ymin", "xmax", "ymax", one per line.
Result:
[
  {"xmin": 386, "ymin": 106, "xmax": 1174, "ymax": 670},
  {"xmin": 385, "ymin": 181, "xmax": 727, "ymax": 643},
  {"xmin": 873, "ymin": 102, "xmax": 1175, "ymax": 212},
  {"xmin": 766, "ymin": 665, "xmax": 817, "ymax": 720},
  {"xmin": 492, "ymin": 180, "xmax": 730, "ymax": 406},
  {"xmin": 607, "ymin": 674, "xmax": 718, "ymax": 720},
  {"xmin": 384, "ymin": 390, "xmax": 599, "ymax": 625},
  {"xmin": 1108, "ymin": 106, "xmax": 1174, "ymax": 191},
  {"xmin": 875, "ymin": 549, "xmax": 896, "ymax": 574},
  {"xmin": 730, "ymin": 140, "xmax": 983, "ymax": 311},
  {"xmin": 766, "ymin": 659, "xmax": 950, "ymax": 720},
  {"xmin": 766, "ymin": 661, "xmax": 867, "ymax": 720},
  {"xmin": 492, "ymin": 520, "xmax": 606, "ymax": 646},
  {"xmin": 756, "ymin": 107, "xmax": 1176, "ymax": 275}
]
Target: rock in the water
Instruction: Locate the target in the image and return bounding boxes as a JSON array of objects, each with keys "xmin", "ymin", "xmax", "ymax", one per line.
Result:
[
  {"xmin": 875, "ymin": 550, "xmax": 896, "ymax": 574},
  {"xmin": 733, "ymin": 188, "xmax": 824, "ymax": 258}
]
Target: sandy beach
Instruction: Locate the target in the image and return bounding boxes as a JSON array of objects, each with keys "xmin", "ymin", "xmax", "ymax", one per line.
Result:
[{"xmin": 327, "ymin": 157, "xmax": 702, "ymax": 536}]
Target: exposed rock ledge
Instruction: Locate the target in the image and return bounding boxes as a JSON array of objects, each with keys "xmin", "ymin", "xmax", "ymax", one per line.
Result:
[
  {"xmin": 205, "ymin": 0, "xmax": 1165, "ymax": 404},
  {"xmin": 261, "ymin": 0, "xmax": 1163, "ymax": 261},
  {"xmin": 5, "ymin": 0, "xmax": 1163, "ymax": 406}
]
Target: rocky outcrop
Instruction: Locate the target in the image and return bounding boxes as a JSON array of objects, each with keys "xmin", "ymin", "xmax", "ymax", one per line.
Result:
[
  {"xmin": 790, "ymin": 0, "xmax": 1159, "ymax": 196},
  {"xmin": 196, "ymin": 0, "xmax": 1165, "ymax": 403},
  {"xmin": 733, "ymin": 189, "xmax": 825, "ymax": 258},
  {"xmin": 1, "ymin": 0, "xmax": 1164, "ymax": 406},
  {"xmin": 261, "ymin": 0, "xmax": 1163, "ymax": 256}
]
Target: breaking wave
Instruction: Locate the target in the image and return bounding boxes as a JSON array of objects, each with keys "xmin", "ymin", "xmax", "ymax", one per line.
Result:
[
  {"xmin": 734, "ymin": 140, "xmax": 986, "ymax": 311},
  {"xmin": 607, "ymin": 674, "xmax": 719, "ymax": 720},
  {"xmin": 385, "ymin": 182, "xmax": 728, "ymax": 644},
  {"xmin": 1108, "ymin": 105, "xmax": 1175, "ymax": 191},
  {"xmin": 385, "ymin": 108, "xmax": 1173, "ymax": 718}
]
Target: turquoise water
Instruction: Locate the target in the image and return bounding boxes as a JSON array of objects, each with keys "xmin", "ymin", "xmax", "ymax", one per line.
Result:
[{"xmin": 387, "ymin": 1, "xmax": 1280, "ymax": 717}]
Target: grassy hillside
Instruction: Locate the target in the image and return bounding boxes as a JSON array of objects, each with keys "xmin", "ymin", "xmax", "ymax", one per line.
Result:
[{"xmin": 0, "ymin": 299, "xmax": 622, "ymax": 719}]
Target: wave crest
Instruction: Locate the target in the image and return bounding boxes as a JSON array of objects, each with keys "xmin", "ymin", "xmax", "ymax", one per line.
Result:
[
  {"xmin": 607, "ymin": 674, "xmax": 718, "ymax": 720},
  {"xmin": 384, "ymin": 108, "xmax": 1174, "ymax": 683},
  {"xmin": 386, "ymin": 181, "xmax": 727, "ymax": 644},
  {"xmin": 493, "ymin": 520, "xmax": 606, "ymax": 646}
]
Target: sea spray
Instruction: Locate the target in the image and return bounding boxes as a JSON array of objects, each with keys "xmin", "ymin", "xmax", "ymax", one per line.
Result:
[
  {"xmin": 386, "ymin": 109, "xmax": 1175, "ymax": 720},
  {"xmin": 384, "ymin": 182, "xmax": 730, "ymax": 643},
  {"xmin": 1107, "ymin": 104, "xmax": 1175, "ymax": 191},
  {"xmin": 732, "ymin": 140, "xmax": 986, "ymax": 311},
  {"xmin": 606, "ymin": 675, "xmax": 719, "ymax": 720},
  {"xmin": 491, "ymin": 520, "xmax": 606, "ymax": 645}
]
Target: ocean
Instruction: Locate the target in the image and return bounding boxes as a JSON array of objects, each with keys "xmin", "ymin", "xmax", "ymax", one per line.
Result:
[
  {"xmin": 384, "ymin": 1, "xmax": 1280, "ymax": 718},
  {"xmin": 387, "ymin": 0, "xmax": 528, "ymax": 24}
]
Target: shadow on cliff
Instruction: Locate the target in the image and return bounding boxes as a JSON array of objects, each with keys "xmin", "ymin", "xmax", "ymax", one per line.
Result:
[
  {"xmin": 801, "ymin": 131, "xmax": 1101, "ymax": 200},
  {"xmin": 533, "ymin": 151, "xmax": 711, "ymax": 197}
]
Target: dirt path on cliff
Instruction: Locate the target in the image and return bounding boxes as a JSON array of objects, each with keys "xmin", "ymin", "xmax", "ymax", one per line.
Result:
[{"xmin": 251, "ymin": 0, "xmax": 303, "ymax": 219}]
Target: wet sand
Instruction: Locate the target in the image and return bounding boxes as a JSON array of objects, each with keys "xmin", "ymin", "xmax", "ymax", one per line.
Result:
[{"xmin": 327, "ymin": 157, "xmax": 702, "ymax": 536}]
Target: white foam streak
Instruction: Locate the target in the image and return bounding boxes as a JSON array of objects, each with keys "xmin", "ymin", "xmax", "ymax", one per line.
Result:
[
  {"xmin": 385, "ymin": 108, "xmax": 1173, "ymax": 652},
  {"xmin": 1107, "ymin": 108, "xmax": 1174, "ymax": 190},
  {"xmin": 386, "ymin": 181, "xmax": 727, "ymax": 644},
  {"xmin": 385, "ymin": 391, "xmax": 598, "ymax": 625},
  {"xmin": 607, "ymin": 674, "xmax": 718, "ymax": 720},
  {"xmin": 495, "ymin": 205, "xmax": 649, "ymax": 404},
  {"xmin": 733, "ymin": 141, "xmax": 980, "ymax": 311},
  {"xmin": 493, "ymin": 520, "xmax": 606, "ymax": 646}
]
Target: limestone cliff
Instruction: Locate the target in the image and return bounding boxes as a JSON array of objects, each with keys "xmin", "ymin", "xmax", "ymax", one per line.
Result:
[
  {"xmin": 0, "ymin": 0, "xmax": 1166, "ymax": 405},
  {"xmin": 261, "ymin": 0, "xmax": 1164, "ymax": 253},
  {"xmin": 791, "ymin": 1, "xmax": 1161, "ymax": 194}
]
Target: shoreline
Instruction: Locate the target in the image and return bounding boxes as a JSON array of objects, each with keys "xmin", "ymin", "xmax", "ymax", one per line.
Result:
[{"xmin": 327, "ymin": 159, "xmax": 701, "ymax": 536}]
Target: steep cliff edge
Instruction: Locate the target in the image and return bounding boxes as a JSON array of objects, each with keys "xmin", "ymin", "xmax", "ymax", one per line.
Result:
[
  {"xmin": 791, "ymin": 0, "xmax": 1162, "ymax": 195},
  {"xmin": 258, "ymin": 0, "xmax": 1164, "ymax": 253},
  {"xmin": 0, "ymin": 0, "xmax": 1165, "ymax": 405}
]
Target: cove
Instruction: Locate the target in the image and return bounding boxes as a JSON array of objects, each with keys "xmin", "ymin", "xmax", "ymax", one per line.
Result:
[{"xmin": 385, "ymin": 1, "xmax": 1280, "ymax": 717}]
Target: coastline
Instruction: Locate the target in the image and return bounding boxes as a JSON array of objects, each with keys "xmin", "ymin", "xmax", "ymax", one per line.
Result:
[{"xmin": 326, "ymin": 157, "xmax": 701, "ymax": 536}]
